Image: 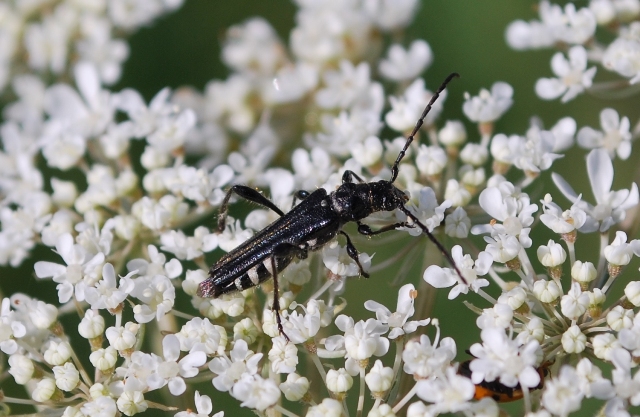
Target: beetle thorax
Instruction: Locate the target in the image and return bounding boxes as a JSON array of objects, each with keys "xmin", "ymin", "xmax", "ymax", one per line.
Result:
[{"xmin": 330, "ymin": 181, "xmax": 407, "ymax": 221}]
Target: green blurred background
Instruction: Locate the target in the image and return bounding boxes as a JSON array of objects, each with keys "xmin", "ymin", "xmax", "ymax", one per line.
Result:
[{"xmin": 2, "ymin": 0, "xmax": 640, "ymax": 415}]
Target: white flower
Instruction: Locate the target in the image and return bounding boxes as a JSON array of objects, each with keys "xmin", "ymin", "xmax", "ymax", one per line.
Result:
[
  {"xmin": 85, "ymin": 263, "xmax": 135, "ymax": 310},
  {"xmin": 553, "ymin": 149, "xmax": 639, "ymax": 232},
  {"xmin": 268, "ymin": 336, "xmax": 298, "ymax": 374},
  {"xmin": 607, "ymin": 306, "xmax": 634, "ymax": 331},
  {"xmin": 535, "ymin": 46, "xmax": 597, "ymax": 102},
  {"xmin": 424, "ymin": 246, "xmax": 492, "ymax": 299},
  {"xmin": 539, "ymin": 195, "xmax": 587, "ymax": 234},
  {"xmin": 444, "ymin": 207, "xmax": 471, "ymax": 237},
  {"xmin": 175, "ymin": 317, "xmax": 222, "ymax": 355},
  {"xmin": 469, "ymin": 327, "xmax": 542, "ymax": 389},
  {"xmin": 81, "ymin": 396, "xmax": 117, "ymax": 417},
  {"xmin": 402, "ymin": 330, "xmax": 456, "ymax": 379},
  {"xmin": 127, "ymin": 245, "xmax": 183, "ymax": 280},
  {"xmin": 209, "ymin": 339, "xmax": 262, "ymax": 392},
  {"xmin": 577, "ymin": 108, "xmax": 633, "ymax": 159},
  {"xmin": 400, "ymin": 186, "xmax": 450, "ymax": 236},
  {"xmin": 174, "ymin": 391, "xmax": 224, "ymax": 417},
  {"xmin": 602, "ymin": 22, "xmax": 640, "ymax": 83},
  {"xmin": 34, "ymin": 233, "xmax": 105, "ymax": 303},
  {"xmin": 316, "ymin": 61, "xmax": 374, "ymax": 110},
  {"xmin": 542, "ymin": 365, "xmax": 584, "ymax": 416},
  {"xmin": 325, "ymin": 315, "xmax": 389, "ymax": 374},
  {"xmin": 322, "ymin": 241, "xmax": 371, "ymax": 278},
  {"xmin": 476, "ymin": 303, "xmax": 514, "ymax": 329},
  {"xmin": 386, "ymin": 78, "xmax": 446, "ymax": 131},
  {"xmin": 379, "ymin": 40, "xmax": 432, "ymax": 82},
  {"xmin": 230, "ymin": 374, "xmax": 280, "ymax": 411},
  {"xmin": 0, "ymin": 298, "xmax": 26, "ymax": 355},
  {"xmin": 130, "ymin": 274, "xmax": 175, "ymax": 323},
  {"xmin": 462, "ymin": 82, "xmax": 513, "ymax": 123},
  {"xmin": 147, "ymin": 334, "xmax": 206, "ymax": 395},
  {"xmin": 305, "ymin": 398, "xmax": 343, "ymax": 417},
  {"xmin": 363, "ymin": 0, "xmax": 419, "ymax": 31},
  {"xmin": 364, "ymin": 283, "xmax": 430, "ymax": 339},
  {"xmin": 415, "ymin": 367, "xmax": 474, "ymax": 413}
]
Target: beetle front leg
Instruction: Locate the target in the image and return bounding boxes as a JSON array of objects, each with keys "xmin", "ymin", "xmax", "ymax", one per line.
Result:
[
  {"xmin": 341, "ymin": 170, "xmax": 365, "ymax": 184},
  {"xmin": 357, "ymin": 221, "xmax": 412, "ymax": 236},
  {"xmin": 218, "ymin": 185, "xmax": 286, "ymax": 233},
  {"xmin": 338, "ymin": 231, "xmax": 370, "ymax": 278}
]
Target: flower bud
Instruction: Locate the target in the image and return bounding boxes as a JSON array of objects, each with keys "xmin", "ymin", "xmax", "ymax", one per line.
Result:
[
  {"xmin": 533, "ymin": 280, "xmax": 562, "ymax": 303},
  {"xmin": 438, "ymin": 120, "xmax": 467, "ymax": 148},
  {"xmin": 32, "ymin": 377, "xmax": 58, "ymax": 402},
  {"xmin": 90, "ymin": 383, "xmax": 109, "ymax": 399},
  {"xmin": 624, "ymin": 281, "xmax": 640, "ymax": 307},
  {"xmin": 368, "ymin": 403, "xmax": 396, "ymax": 417},
  {"xmin": 561, "ymin": 325, "xmax": 586, "ymax": 353},
  {"xmin": 606, "ymin": 306, "xmax": 634, "ymax": 331},
  {"xmin": 365, "ymin": 360, "xmax": 394, "ymax": 397},
  {"xmin": 53, "ymin": 362, "xmax": 80, "ymax": 391},
  {"xmin": 117, "ymin": 391, "xmax": 148, "ymax": 416},
  {"xmin": 44, "ymin": 340, "xmax": 72, "ymax": 366},
  {"xmin": 9, "ymin": 354, "xmax": 34, "ymax": 384},
  {"xmin": 90, "ymin": 347, "xmax": 118, "ymax": 372},
  {"xmin": 571, "ymin": 261, "xmax": 596, "ymax": 289},
  {"xmin": 79, "ymin": 309, "xmax": 105, "ymax": 340},
  {"xmin": 326, "ymin": 368, "xmax": 353, "ymax": 395},
  {"xmin": 279, "ymin": 373, "xmax": 310, "ymax": 402}
]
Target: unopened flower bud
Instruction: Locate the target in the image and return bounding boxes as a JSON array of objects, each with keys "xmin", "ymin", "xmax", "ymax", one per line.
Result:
[
  {"xmin": 326, "ymin": 368, "xmax": 353, "ymax": 395},
  {"xmin": 533, "ymin": 280, "xmax": 562, "ymax": 303},
  {"xmin": 624, "ymin": 281, "xmax": 640, "ymax": 307},
  {"xmin": 279, "ymin": 373, "xmax": 310, "ymax": 402},
  {"xmin": 32, "ymin": 377, "xmax": 58, "ymax": 402},
  {"xmin": 90, "ymin": 383, "xmax": 109, "ymax": 399},
  {"xmin": 438, "ymin": 120, "xmax": 467, "ymax": 148},
  {"xmin": 365, "ymin": 360, "xmax": 394, "ymax": 397},
  {"xmin": 607, "ymin": 306, "xmax": 634, "ymax": 331},
  {"xmin": 79, "ymin": 309, "xmax": 105, "ymax": 340},
  {"xmin": 368, "ymin": 403, "xmax": 396, "ymax": 417},
  {"xmin": 53, "ymin": 362, "xmax": 80, "ymax": 391},
  {"xmin": 561, "ymin": 325, "xmax": 586, "ymax": 353},
  {"xmin": 90, "ymin": 347, "xmax": 118, "ymax": 372},
  {"xmin": 571, "ymin": 261, "xmax": 596, "ymax": 289},
  {"xmin": 9, "ymin": 354, "xmax": 34, "ymax": 384},
  {"xmin": 44, "ymin": 340, "xmax": 72, "ymax": 366},
  {"xmin": 117, "ymin": 391, "xmax": 148, "ymax": 416}
]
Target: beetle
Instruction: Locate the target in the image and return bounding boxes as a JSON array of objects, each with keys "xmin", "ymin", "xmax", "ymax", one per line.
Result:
[
  {"xmin": 197, "ymin": 73, "xmax": 464, "ymax": 338},
  {"xmin": 458, "ymin": 358, "xmax": 551, "ymax": 402}
]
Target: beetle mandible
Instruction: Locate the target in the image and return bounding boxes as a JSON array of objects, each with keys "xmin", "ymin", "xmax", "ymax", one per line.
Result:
[{"xmin": 197, "ymin": 72, "xmax": 464, "ymax": 338}]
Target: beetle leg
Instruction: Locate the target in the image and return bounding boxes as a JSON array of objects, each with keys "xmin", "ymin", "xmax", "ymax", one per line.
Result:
[
  {"xmin": 218, "ymin": 185, "xmax": 286, "ymax": 233},
  {"xmin": 270, "ymin": 243, "xmax": 309, "ymax": 341},
  {"xmin": 356, "ymin": 221, "xmax": 412, "ymax": 236},
  {"xmin": 341, "ymin": 170, "xmax": 365, "ymax": 184},
  {"xmin": 338, "ymin": 231, "xmax": 370, "ymax": 278}
]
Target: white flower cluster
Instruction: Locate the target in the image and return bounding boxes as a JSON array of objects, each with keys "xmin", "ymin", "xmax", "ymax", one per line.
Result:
[
  {"xmin": 1, "ymin": 0, "xmax": 640, "ymax": 417},
  {"xmin": 0, "ymin": 0, "xmax": 183, "ymax": 93}
]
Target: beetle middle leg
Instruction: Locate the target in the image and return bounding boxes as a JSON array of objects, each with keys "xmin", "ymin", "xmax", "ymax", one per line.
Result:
[
  {"xmin": 342, "ymin": 170, "xmax": 365, "ymax": 184},
  {"xmin": 218, "ymin": 185, "xmax": 286, "ymax": 232},
  {"xmin": 338, "ymin": 231, "xmax": 370, "ymax": 278},
  {"xmin": 356, "ymin": 221, "xmax": 413, "ymax": 236},
  {"xmin": 269, "ymin": 242, "xmax": 309, "ymax": 341}
]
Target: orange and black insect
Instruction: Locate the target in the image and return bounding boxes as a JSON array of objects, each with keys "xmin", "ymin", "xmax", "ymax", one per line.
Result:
[{"xmin": 458, "ymin": 359, "xmax": 551, "ymax": 402}]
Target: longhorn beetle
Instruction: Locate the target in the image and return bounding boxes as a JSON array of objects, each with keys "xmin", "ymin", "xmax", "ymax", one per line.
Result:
[{"xmin": 197, "ymin": 72, "xmax": 464, "ymax": 338}]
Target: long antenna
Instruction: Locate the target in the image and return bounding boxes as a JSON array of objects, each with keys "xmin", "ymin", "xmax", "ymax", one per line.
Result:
[{"xmin": 390, "ymin": 72, "xmax": 460, "ymax": 183}]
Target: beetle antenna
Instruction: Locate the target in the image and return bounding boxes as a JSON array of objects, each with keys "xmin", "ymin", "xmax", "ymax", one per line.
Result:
[
  {"xmin": 390, "ymin": 72, "xmax": 460, "ymax": 183},
  {"xmin": 399, "ymin": 206, "xmax": 468, "ymax": 285}
]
